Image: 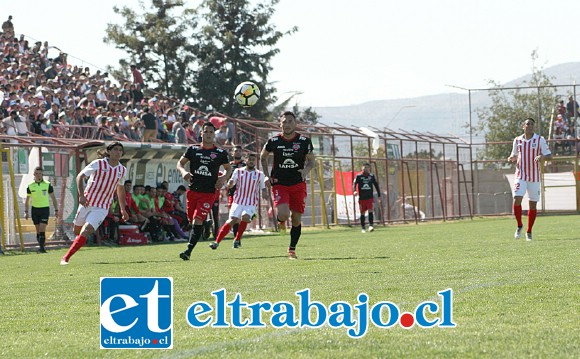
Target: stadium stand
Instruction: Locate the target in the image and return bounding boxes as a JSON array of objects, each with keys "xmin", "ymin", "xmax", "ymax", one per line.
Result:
[{"xmin": 0, "ymin": 26, "xmax": 222, "ymax": 146}]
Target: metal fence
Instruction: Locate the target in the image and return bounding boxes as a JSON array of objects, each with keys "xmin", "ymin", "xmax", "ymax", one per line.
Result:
[{"xmin": 2, "ymin": 121, "xmax": 579, "ymax": 250}]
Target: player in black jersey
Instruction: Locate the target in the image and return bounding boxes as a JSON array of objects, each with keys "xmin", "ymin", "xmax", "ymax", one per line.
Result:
[
  {"xmin": 260, "ymin": 111, "xmax": 315, "ymax": 259},
  {"xmin": 177, "ymin": 122, "xmax": 231, "ymax": 260},
  {"xmin": 353, "ymin": 163, "xmax": 381, "ymax": 232}
]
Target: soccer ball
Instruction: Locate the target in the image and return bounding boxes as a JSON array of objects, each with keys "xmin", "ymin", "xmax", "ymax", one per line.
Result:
[{"xmin": 234, "ymin": 81, "xmax": 260, "ymax": 107}]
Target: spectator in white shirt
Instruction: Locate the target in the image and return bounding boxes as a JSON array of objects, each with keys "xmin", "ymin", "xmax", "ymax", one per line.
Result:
[{"xmin": 214, "ymin": 124, "xmax": 229, "ymax": 146}]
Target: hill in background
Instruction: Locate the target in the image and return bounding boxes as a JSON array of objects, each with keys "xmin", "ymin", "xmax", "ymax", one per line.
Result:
[{"xmin": 313, "ymin": 62, "xmax": 580, "ymax": 142}]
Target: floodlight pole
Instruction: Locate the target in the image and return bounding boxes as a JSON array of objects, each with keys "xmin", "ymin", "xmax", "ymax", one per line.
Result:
[
  {"xmin": 445, "ymin": 84, "xmax": 475, "ymax": 222},
  {"xmin": 537, "ymin": 87, "xmax": 542, "ymax": 136},
  {"xmin": 445, "ymin": 84, "xmax": 472, "ymax": 144},
  {"xmin": 385, "ymin": 105, "xmax": 416, "ymax": 128},
  {"xmin": 468, "ymin": 89, "xmax": 472, "ymax": 144}
]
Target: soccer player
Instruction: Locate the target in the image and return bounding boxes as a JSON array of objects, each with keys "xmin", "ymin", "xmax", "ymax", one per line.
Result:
[
  {"xmin": 353, "ymin": 162, "xmax": 381, "ymax": 233},
  {"xmin": 24, "ymin": 166, "xmax": 59, "ymax": 253},
  {"xmin": 154, "ymin": 185, "xmax": 188, "ymax": 240},
  {"xmin": 60, "ymin": 142, "xmax": 129, "ymax": 265},
  {"xmin": 123, "ymin": 180, "xmax": 148, "ymax": 228},
  {"xmin": 169, "ymin": 184, "xmax": 188, "ymax": 227},
  {"xmin": 260, "ymin": 111, "xmax": 315, "ymax": 259},
  {"xmin": 507, "ymin": 118, "xmax": 552, "ymax": 241},
  {"xmin": 177, "ymin": 122, "xmax": 231, "ymax": 260},
  {"xmin": 209, "ymin": 153, "xmax": 267, "ymax": 249},
  {"xmin": 228, "ymin": 145, "xmax": 246, "ymax": 237}
]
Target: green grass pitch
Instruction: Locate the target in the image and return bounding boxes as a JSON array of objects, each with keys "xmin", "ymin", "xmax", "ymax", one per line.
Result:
[{"xmin": 0, "ymin": 216, "xmax": 578, "ymax": 358}]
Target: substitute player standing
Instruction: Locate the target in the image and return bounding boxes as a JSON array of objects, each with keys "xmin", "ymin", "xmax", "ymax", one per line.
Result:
[
  {"xmin": 507, "ymin": 118, "xmax": 551, "ymax": 241},
  {"xmin": 260, "ymin": 111, "xmax": 315, "ymax": 259},
  {"xmin": 209, "ymin": 153, "xmax": 267, "ymax": 249},
  {"xmin": 60, "ymin": 142, "xmax": 129, "ymax": 265},
  {"xmin": 177, "ymin": 122, "xmax": 231, "ymax": 260}
]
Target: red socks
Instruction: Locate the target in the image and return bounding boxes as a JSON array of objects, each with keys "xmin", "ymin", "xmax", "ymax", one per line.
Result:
[
  {"xmin": 513, "ymin": 205, "xmax": 523, "ymax": 227},
  {"xmin": 215, "ymin": 221, "xmax": 248, "ymax": 243},
  {"xmin": 63, "ymin": 235, "xmax": 87, "ymax": 261},
  {"xmin": 527, "ymin": 209, "xmax": 537, "ymax": 233},
  {"xmin": 514, "ymin": 205, "xmax": 537, "ymax": 233},
  {"xmin": 235, "ymin": 221, "xmax": 248, "ymax": 241},
  {"xmin": 215, "ymin": 223, "xmax": 232, "ymax": 244}
]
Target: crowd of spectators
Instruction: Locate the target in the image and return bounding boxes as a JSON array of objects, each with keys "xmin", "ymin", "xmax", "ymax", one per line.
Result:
[
  {"xmin": 0, "ymin": 17, "xmax": 236, "ymax": 146},
  {"xmin": 552, "ymin": 96, "xmax": 580, "ymax": 155}
]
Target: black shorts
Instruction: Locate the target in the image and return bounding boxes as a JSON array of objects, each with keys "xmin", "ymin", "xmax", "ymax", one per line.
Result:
[{"xmin": 31, "ymin": 207, "xmax": 50, "ymax": 225}]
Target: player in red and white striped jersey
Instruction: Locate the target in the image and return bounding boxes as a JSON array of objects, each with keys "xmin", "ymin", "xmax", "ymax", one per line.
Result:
[
  {"xmin": 232, "ymin": 163, "xmax": 265, "ymax": 207},
  {"xmin": 61, "ymin": 142, "xmax": 129, "ymax": 265},
  {"xmin": 507, "ymin": 118, "xmax": 551, "ymax": 241},
  {"xmin": 210, "ymin": 153, "xmax": 268, "ymax": 249},
  {"xmin": 228, "ymin": 145, "xmax": 246, "ymax": 237}
]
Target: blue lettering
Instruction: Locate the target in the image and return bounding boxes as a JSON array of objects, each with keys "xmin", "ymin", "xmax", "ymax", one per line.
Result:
[
  {"xmin": 212, "ymin": 288, "xmax": 228, "ymax": 327},
  {"xmin": 297, "ymin": 288, "xmax": 327, "ymax": 328},
  {"xmin": 247, "ymin": 301, "xmax": 272, "ymax": 328},
  {"xmin": 186, "ymin": 302, "xmax": 212, "ymax": 327},
  {"xmin": 438, "ymin": 288, "xmax": 456, "ymax": 327},
  {"xmin": 415, "ymin": 302, "xmax": 439, "ymax": 327},
  {"xmin": 328, "ymin": 301, "xmax": 356, "ymax": 328},
  {"xmin": 347, "ymin": 293, "xmax": 369, "ymax": 338},
  {"xmin": 183, "ymin": 288, "xmax": 455, "ymax": 336},
  {"xmin": 370, "ymin": 301, "xmax": 399, "ymax": 328},
  {"xmin": 270, "ymin": 302, "xmax": 298, "ymax": 328},
  {"xmin": 228, "ymin": 293, "xmax": 248, "ymax": 327}
]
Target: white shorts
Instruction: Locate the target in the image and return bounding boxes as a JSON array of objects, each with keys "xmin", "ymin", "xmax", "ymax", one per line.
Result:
[
  {"xmin": 73, "ymin": 205, "xmax": 109, "ymax": 230},
  {"xmin": 513, "ymin": 179, "xmax": 541, "ymax": 202},
  {"xmin": 229, "ymin": 203, "xmax": 257, "ymax": 220}
]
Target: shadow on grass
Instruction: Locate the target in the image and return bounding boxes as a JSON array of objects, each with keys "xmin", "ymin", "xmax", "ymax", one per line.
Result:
[
  {"xmin": 220, "ymin": 255, "xmax": 290, "ymax": 260},
  {"xmin": 92, "ymin": 260, "xmax": 176, "ymax": 265},
  {"xmin": 220, "ymin": 255, "xmax": 390, "ymax": 261},
  {"xmin": 303, "ymin": 256, "xmax": 390, "ymax": 261}
]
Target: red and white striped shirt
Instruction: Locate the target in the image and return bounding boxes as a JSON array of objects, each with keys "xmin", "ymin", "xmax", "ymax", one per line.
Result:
[
  {"xmin": 510, "ymin": 133, "xmax": 550, "ymax": 182},
  {"xmin": 231, "ymin": 167, "xmax": 266, "ymax": 207},
  {"xmin": 80, "ymin": 158, "xmax": 127, "ymax": 209}
]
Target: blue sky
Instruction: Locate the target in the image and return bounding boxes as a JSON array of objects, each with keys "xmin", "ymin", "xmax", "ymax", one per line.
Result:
[{"xmin": 8, "ymin": 0, "xmax": 580, "ymax": 107}]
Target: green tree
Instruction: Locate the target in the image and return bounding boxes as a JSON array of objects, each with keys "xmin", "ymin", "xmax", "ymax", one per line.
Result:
[
  {"xmin": 292, "ymin": 104, "xmax": 321, "ymax": 125},
  {"xmin": 352, "ymin": 141, "xmax": 387, "ymax": 177},
  {"xmin": 407, "ymin": 149, "xmax": 443, "ymax": 160},
  {"xmin": 192, "ymin": 0, "xmax": 296, "ymax": 118},
  {"xmin": 474, "ymin": 51, "xmax": 557, "ymax": 161},
  {"xmin": 268, "ymin": 91, "xmax": 321, "ymax": 124},
  {"xmin": 104, "ymin": 0, "xmax": 197, "ymax": 99}
]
